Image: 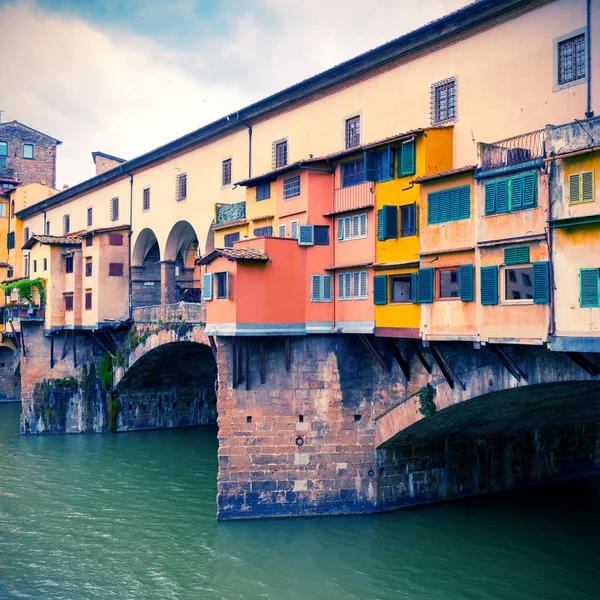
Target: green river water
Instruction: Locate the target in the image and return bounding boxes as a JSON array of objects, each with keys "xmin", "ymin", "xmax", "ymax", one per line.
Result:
[{"xmin": 0, "ymin": 402, "xmax": 599, "ymax": 600}]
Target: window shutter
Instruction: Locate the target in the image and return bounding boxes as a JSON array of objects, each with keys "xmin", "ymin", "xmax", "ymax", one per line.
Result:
[
  {"xmin": 511, "ymin": 175, "xmax": 524, "ymax": 210},
  {"xmin": 480, "ymin": 266, "xmax": 498, "ymax": 305},
  {"xmin": 459, "ymin": 185, "xmax": 470, "ymax": 219},
  {"xmin": 323, "ymin": 275, "xmax": 332, "ymax": 302},
  {"xmin": 360, "ymin": 271, "xmax": 368, "ymax": 299},
  {"xmin": 337, "ymin": 218, "xmax": 344, "ymax": 241},
  {"xmin": 345, "ymin": 272, "xmax": 352, "ymax": 299},
  {"xmin": 569, "ymin": 173, "xmax": 581, "ymax": 203},
  {"xmin": 364, "ymin": 151, "xmax": 377, "ymax": 182},
  {"xmin": 522, "ymin": 173, "xmax": 537, "ymax": 208},
  {"xmin": 410, "ymin": 272, "xmax": 417, "ymax": 303},
  {"xmin": 580, "ymin": 269, "xmax": 600, "ymax": 307},
  {"xmin": 337, "ymin": 273, "xmax": 345, "ymax": 300},
  {"xmin": 532, "ymin": 261, "xmax": 550, "ymax": 304},
  {"xmin": 343, "ymin": 217, "xmax": 351, "ymax": 240},
  {"xmin": 359, "ymin": 213, "xmax": 367, "ymax": 237},
  {"xmin": 504, "ymin": 246, "xmax": 530, "ymax": 265},
  {"xmin": 278, "ymin": 225, "xmax": 286, "ymax": 238},
  {"xmin": 484, "ymin": 182, "xmax": 496, "ymax": 215},
  {"xmin": 460, "ymin": 264, "xmax": 473, "ymax": 302},
  {"xmin": 428, "ymin": 192, "xmax": 439, "ymax": 224},
  {"xmin": 384, "ymin": 145, "xmax": 394, "ymax": 180},
  {"xmin": 224, "ymin": 271, "xmax": 230, "ymax": 300},
  {"xmin": 373, "ymin": 275, "xmax": 388, "ymax": 305},
  {"xmin": 438, "ymin": 190, "xmax": 450, "ymax": 222},
  {"xmin": 352, "ymin": 215, "xmax": 360, "ymax": 238},
  {"xmin": 418, "ymin": 268, "xmax": 434, "ymax": 303},
  {"xmin": 298, "ymin": 225, "xmax": 314, "ymax": 246},
  {"xmin": 377, "ymin": 209, "xmax": 385, "ymax": 241},
  {"xmin": 384, "ymin": 205, "xmax": 398, "ymax": 239},
  {"xmin": 353, "ymin": 272, "xmax": 360, "ymax": 299},
  {"xmin": 311, "ymin": 275, "xmax": 321, "ymax": 302},
  {"xmin": 203, "ymin": 273, "xmax": 213, "ymax": 301},
  {"xmin": 582, "ymin": 171, "xmax": 595, "ymax": 202},
  {"xmin": 448, "ymin": 188, "xmax": 460, "ymax": 221},
  {"xmin": 291, "ymin": 220, "xmax": 299, "ymax": 240},
  {"xmin": 496, "ymin": 179, "xmax": 509, "ymax": 213},
  {"xmin": 399, "ymin": 140, "xmax": 416, "ymax": 176}
]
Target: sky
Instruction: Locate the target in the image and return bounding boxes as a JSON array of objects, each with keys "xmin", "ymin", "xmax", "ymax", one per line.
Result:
[{"xmin": 0, "ymin": 0, "xmax": 468, "ymax": 187}]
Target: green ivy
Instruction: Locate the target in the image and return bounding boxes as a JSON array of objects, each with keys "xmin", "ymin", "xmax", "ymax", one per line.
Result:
[
  {"xmin": 1, "ymin": 278, "xmax": 46, "ymax": 306},
  {"xmin": 417, "ymin": 384, "xmax": 437, "ymax": 418},
  {"xmin": 98, "ymin": 353, "xmax": 113, "ymax": 391}
]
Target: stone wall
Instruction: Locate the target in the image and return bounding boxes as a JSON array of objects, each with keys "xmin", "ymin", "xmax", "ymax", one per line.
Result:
[{"xmin": 0, "ymin": 345, "xmax": 20, "ymax": 401}]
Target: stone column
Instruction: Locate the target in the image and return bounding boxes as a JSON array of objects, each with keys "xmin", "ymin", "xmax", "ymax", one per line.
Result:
[{"xmin": 160, "ymin": 260, "xmax": 177, "ymax": 306}]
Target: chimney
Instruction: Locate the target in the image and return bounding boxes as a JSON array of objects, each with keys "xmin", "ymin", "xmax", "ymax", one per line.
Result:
[{"xmin": 92, "ymin": 151, "xmax": 126, "ymax": 176}]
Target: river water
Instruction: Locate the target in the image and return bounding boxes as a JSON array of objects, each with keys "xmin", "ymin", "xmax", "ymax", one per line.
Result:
[{"xmin": 1, "ymin": 402, "xmax": 599, "ymax": 600}]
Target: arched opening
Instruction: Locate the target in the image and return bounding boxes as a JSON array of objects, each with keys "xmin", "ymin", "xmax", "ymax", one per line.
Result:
[
  {"xmin": 116, "ymin": 341, "xmax": 217, "ymax": 431},
  {"xmin": 164, "ymin": 221, "xmax": 201, "ymax": 304},
  {"xmin": 0, "ymin": 343, "xmax": 20, "ymax": 401},
  {"xmin": 131, "ymin": 228, "xmax": 161, "ymax": 308}
]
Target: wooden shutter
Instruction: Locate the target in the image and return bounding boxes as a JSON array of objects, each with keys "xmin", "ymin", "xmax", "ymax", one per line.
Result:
[
  {"xmin": 417, "ymin": 268, "xmax": 434, "ymax": 303},
  {"xmin": 399, "ymin": 140, "xmax": 416, "ymax": 176},
  {"xmin": 360, "ymin": 271, "xmax": 368, "ymax": 299},
  {"xmin": 504, "ymin": 246, "xmax": 530, "ymax": 265},
  {"xmin": 522, "ymin": 173, "xmax": 536, "ymax": 208},
  {"xmin": 323, "ymin": 275, "xmax": 332, "ymax": 302},
  {"xmin": 496, "ymin": 179, "xmax": 509, "ymax": 212},
  {"xmin": 410, "ymin": 272, "xmax": 417, "ymax": 303},
  {"xmin": 373, "ymin": 275, "xmax": 388, "ymax": 305},
  {"xmin": 459, "ymin": 185, "xmax": 470, "ymax": 219},
  {"xmin": 438, "ymin": 190, "xmax": 450, "ymax": 222},
  {"xmin": 428, "ymin": 192, "xmax": 439, "ymax": 224},
  {"xmin": 337, "ymin": 273, "xmax": 345, "ymax": 300},
  {"xmin": 511, "ymin": 175, "xmax": 524, "ymax": 210},
  {"xmin": 203, "ymin": 273, "xmax": 213, "ymax": 301},
  {"xmin": 382, "ymin": 145, "xmax": 394, "ymax": 181},
  {"xmin": 108, "ymin": 263, "xmax": 124, "ymax": 276},
  {"xmin": 377, "ymin": 209, "xmax": 385, "ymax": 241},
  {"xmin": 569, "ymin": 173, "xmax": 581, "ymax": 203},
  {"xmin": 384, "ymin": 205, "xmax": 398, "ymax": 239},
  {"xmin": 337, "ymin": 218, "xmax": 344, "ymax": 241},
  {"xmin": 291, "ymin": 220, "xmax": 299, "ymax": 240},
  {"xmin": 364, "ymin": 151, "xmax": 377, "ymax": 182},
  {"xmin": 580, "ymin": 268, "xmax": 600, "ymax": 307},
  {"xmin": 480, "ymin": 266, "xmax": 498, "ymax": 305},
  {"xmin": 532, "ymin": 261, "xmax": 550, "ymax": 304},
  {"xmin": 459, "ymin": 264, "xmax": 473, "ymax": 302},
  {"xmin": 484, "ymin": 182, "xmax": 496, "ymax": 215},
  {"xmin": 359, "ymin": 213, "xmax": 367, "ymax": 237},
  {"xmin": 224, "ymin": 271, "xmax": 230, "ymax": 300},
  {"xmin": 448, "ymin": 188, "xmax": 460, "ymax": 221},
  {"xmin": 298, "ymin": 225, "xmax": 314, "ymax": 246},
  {"xmin": 352, "ymin": 215, "xmax": 360, "ymax": 238},
  {"xmin": 582, "ymin": 171, "xmax": 595, "ymax": 202}
]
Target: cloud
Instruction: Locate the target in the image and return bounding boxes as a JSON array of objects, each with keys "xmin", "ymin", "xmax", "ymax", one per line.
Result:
[{"xmin": 0, "ymin": 0, "xmax": 467, "ymax": 187}]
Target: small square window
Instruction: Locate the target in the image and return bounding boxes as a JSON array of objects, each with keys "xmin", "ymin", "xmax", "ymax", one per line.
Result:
[
  {"xmin": 22, "ymin": 144, "xmax": 34, "ymax": 159},
  {"xmin": 391, "ymin": 275, "xmax": 412, "ymax": 303},
  {"xmin": 345, "ymin": 115, "xmax": 361, "ymax": 149},
  {"xmin": 109, "ymin": 233, "xmax": 123, "ymax": 246},
  {"xmin": 431, "ymin": 78, "xmax": 457, "ymax": 125},
  {"xmin": 438, "ymin": 268, "xmax": 460, "ymax": 299},
  {"xmin": 65, "ymin": 255, "xmax": 74, "ymax": 274},
  {"xmin": 504, "ymin": 266, "xmax": 533, "ymax": 302},
  {"xmin": 256, "ymin": 183, "xmax": 271, "ymax": 201},
  {"xmin": 273, "ymin": 139, "xmax": 288, "ymax": 169},
  {"xmin": 341, "ymin": 160, "xmax": 364, "ymax": 188},
  {"xmin": 314, "ymin": 226, "xmax": 329, "ymax": 246},
  {"xmin": 222, "ymin": 159, "xmax": 232, "ymax": 186},
  {"xmin": 558, "ymin": 34, "xmax": 585, "ymax": 85},
  {"xmin": 109, "ymin": 263, "xmax": 124, "ymax": 276},
  {"xmin": 283, "ymin": 175, "xmax": 300, "ymax": 199}
]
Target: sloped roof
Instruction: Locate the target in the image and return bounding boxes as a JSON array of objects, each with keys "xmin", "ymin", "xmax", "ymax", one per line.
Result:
[
  {"xmin": 0, "ymin": 120, "xmax": 62, "ymax": 144},
  {"xmin": 22, "ymin": 235, "xmax": 82, "ymax": 250},
  {"xmin": 92, "ymin": 151, "xmax": 126, "ymax": 165},
  {"xmin": 70, "ymin": 224, "xmax": 130, "ymax": 237},
  {"xmin": 411, "ymin": 165, "xmax": 477, "ymax": 184},
  {"xmin": 197, "ymin": 247, "xmax": 269, "ymax": 265}
]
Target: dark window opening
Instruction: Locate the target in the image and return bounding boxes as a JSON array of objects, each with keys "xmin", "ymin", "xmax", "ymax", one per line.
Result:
[
  {"xmin": 391, "ymin": 275, "xmax": 412, "ymax": 303},
  {"xmin": 400, "ymin": 204, "xmax": 416, "ymax": 237},
  {"xmin": 109, "ymin": 263, "xmax": 124, "ymax": 277},
  {"xmin": 256, "ymin": 183, "xmax": 271, "ymax": 201},
  {"xmin": 224, "ymin": 232, "xmax": 240, "ymax": 247},
  {"xmin": 64, "ymin": 295, "xmax": 74, "ymax": 311},
  {"xmin": 216, "ymin": 272, "xmax": 228, "ymax": 299},
  {"xmin": 314, "ymin": 225, "xmax": 329, "ymax": 246},
  {"xmin": 65, "ymin": 255, "xmax": 74, "ymax": 274},
  {"xmin": 505, "ymin": 266, "xmax": 533, "ymax": 301}
]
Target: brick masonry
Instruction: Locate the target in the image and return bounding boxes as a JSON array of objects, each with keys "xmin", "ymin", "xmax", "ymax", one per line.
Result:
[{"xmin": 0, "ymin": 345, "xmax": 20, "ymax": 401}]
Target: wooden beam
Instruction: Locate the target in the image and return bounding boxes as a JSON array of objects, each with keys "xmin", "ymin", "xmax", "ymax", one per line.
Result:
[
  {"xmin": 410, "ymin": 340, "xmax": 432, "ymax": 374},
  {"xmin": 61, "ymin": 330, "xmax": 69, "ymax": 360},
  {"xmin": 237, "ymin": 339, "xmax": 243, "ymax": 385},
  {"xmin": 567, "ymin": 352, "xmax": 600, "ymax": 377},
  {"xmin": 232, "ymin": 338, "xmax": 238, "ymax": 389},
  {"xmin": 358, "ymin": 334, "xmax": 390, "ymax": 372},
  {"xmin": 429, "ymin": 345, "xmax": 454, "ymax": 390},
  {"xmin": 8, "ymin": 320, "xmax": 20, "ymax": 352},
  {"xmin": 72, "ymin": 330, "xmax": 77, "ymax": 368},
  {"xmin": 385, "ymin": 338, "xmax": 410, "ymax": 381},
  {"xmin": 245, "ymin": 338, "xmax": 250, "ymax": 391},
  {"xmin": 489, "ymin": 345, "xmax": 528, "ymax": 381},
  {"xmin": 106, "ymin": 330, "xmax": 126, "ymax": 357},
  {"xmin": 208, "ymin": 336, "xmax": 218, "ymax": 360},
  {"xmin": 50, "ymin": 332, "xmax": 54, "ymax": 369},
  {"xmin": 91, "ymin": 331, "xmax": 115, "ymax": 359},
  {"xmin": 284, "ymin": 337, "xmax": 291, "ymax": 373},
  {"xmin": 260, "ymin": 338, "xmax": 265, "ymax": 384}
]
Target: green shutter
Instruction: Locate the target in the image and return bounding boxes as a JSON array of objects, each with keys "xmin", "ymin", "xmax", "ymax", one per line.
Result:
[
  {"xmin": 582, "ymin": 171, "xmax": 595, "ymax": 202},
  {"xmin": 496, "ymin": 179, "xmax": 509, "ymax": 213},
  {"xmin": 438, "ymin": 190, "xmax": 450, "ymax": 222},
  {"xmin": 385, "ymin": 146, "xmax": 395, "ymax": 180},
  {"xmin": 377, "ymin": 208, "xmax": 385, "ymax": 241},
  {"xmin": 410, "ymin": 272, "xmax": 417, "ymax": 303},
  {"xmin": 428, "ymin": 191, "xmax": 439, "ymax": 224},
  {"xmin": 364, "ymin": 151, "xmax": 377, "ymax": 182},
  {"xmin": 480, "ymin": 266, "xmax": 498, "ymax": 305},
  {"xmin": 504, "ymin": 246, "xmax": 530, "ymax": 265},
  {"xmin": 399, "ymin": 140, "xmax": 416, "ymax": 177},
  {"xmin": 418, "ymin": 268, "xmax": 434, "ymax": 303},
  {"xmin": 384, "ymin": 205, "xmax": 398, "ymax": 239},
  {"xmin": 373, "ymin": 275, "xmax": 388, "ymax": 305},
  {"xmin": 580, "ymin": 268, "xmax": 600, "ymax": 307},
  {"xmin": 458, "ymin": 185, "xmax": 470, "ymax": 219},
  {"xmin": 484, "ymin": 181, "xmax": 496, "ymax": 215},
  {"xmin": 523, "ymin": 173, "xmax": 537, "ymax": 207},
  {"xmin": 203, "ymin": 273, "xmax": 213, "ymax": 301},
  {"xmin": 448, "ymin": 188, "xmax": 460, "ymax": 221},
  {"xmin": 511, "ymin": 175, "xmax": 524, "ymax": 210},
  {"xmin": 460, "ymin": 264, "xmax": 473, "ymax": 302},
  {"xmin": 532, "ymin": 261, "xmax": 550, "ymax": 304}
]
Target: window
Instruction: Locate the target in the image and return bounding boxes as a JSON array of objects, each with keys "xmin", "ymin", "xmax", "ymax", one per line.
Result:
[
  {"xmin": 438, "ymin": 268, "xmax": 461, "ymax": 300},
  {"xmin": 87, "ymin": 207, "xmax": 93, "ymax": 228},
  {"xmin": 65, "ymin": 255, "xmax": 74, "ymax": 274},
  {"xmin": 377, "ymin": 205, "xmax": 398, "ymax": 241},
  {"xmin": 64, "ymin": 294, "xmax": 74, "ymax": 311},
  {"xmin": 338, "ymin": 271, "xmax": 368, "ymax": 300},
  {"xmin": 223, "ymin": 232, "xmax": 240, "ymax": 247},
  {"xmin": 345, "ymin": 115, "xmax": 361, "ymax": 149},
  {"xmin": 558, "ymin": 34, "xmax": 585, "ymax": 85},
  {"xmin": 109, "ymin": 263, "xmax": 124, "ymax": 276},
  {"xmin": 283, "ymin": 175, "xmax": 300, "ymax": 199},
  {"xmin": 43, "ymin": 258, "xmax": 47, "ymax": 271},
  {"xmin": 109, "ymin": 233, "xmax": 123, "ymax": 246},
  {"xmin": 85, "ymin": 258, "xmax": 92, "ymax": 277},
  {"xmin": 278, "ymin": 224, "xmax": 286, "ymax": 238},
  {"xmin": 45, "ymin": 221, "xmax": 50, "ymax": 235},
  {"xmin": 256, "ymin": 183, "xmax": 271, "ymax": 201},
  {"xmin": 314, "ymin": 225, "xmax": 329, "ymax": 246},
  {"xmin": 0, "ymin": 203, "xmax": 6, "ymax": 217},
  {"xmin": 484, "ymin": 173, "xmax": 537, "ymax": 215},
  {"xmin": 85, "ymin": 236, "xmax": 93, "ymax": 247},
  {"xmin": 338, "ymin": 272, "xmax": 352, "ymax": 300},
  {"xmin": 569, "ymin": 171, "xmax": 595, "ymax": 203},
  {"xmin": 63, "ymin": 214, "xmax": 70, "ymax": 234},
  {"xmin": 24, "ymin": 256, "xmax": 29, "ymax": 278},
  {"xmin": 400, "ymin": 203, "xmax": 416, "ymax": 237},
  {"xmin": 85, "ymin": 290, "xmax": 92, "ymax": 310},
  {"xmin": 398, "ymin": 141, "xmax": 416, "ymax": 178},
  {"xmin": 254, "ymin": 225, "xmax": 273, "ymax": 237},
  {"xmin": 222, "ymin": 159, "xmax": 232, "ymax": 186},
  {"xmin": 273, "ymin": 139, "xmax": 288, "ymax": 169},
  {"xmin": 580, "ymin": 268, "xmax": 600, "ymax": 308},
  {"xmin": 33, "ymin": 260, "xmax": 37, "ymax": 273},
  {"xmin": 0, "ymin": 141, "xmax": 7, "ymax": 156},
  {"xmin": 428, "ymin": 185, "xmax": 470, "ymax": 224},
  {"xmin": 290, "ymin": 220, "xmax": 299, "ymax": 240},
  {"xmin": 504, "ymin": 266, "xmax": 533, "ymax": 302},
  {"xmin": 143, "ymin": 188, "xmax": 150, "ymax": 211},
  {"xmin": 215, "ymin": 272, "xmax": 229, "ymax": 299},
  {"xmin": 110, "ymin": 197, "xmax": 119, "ymax": 221},
  {"xmin": 338, "ymin": 213, "xmax": 367, "ymax": 240},
  {"xmin": 176, "ymin": 173, "xmax": 187, "ymax": 201},
  {"xmin": 375, "ymin": 147, "xmax": 394, "ymax": 182},
  {"xmin": 431, "ymin": 78, "xmax": 457, "ymax": 125},
  {"xmin": 341, "ymin": 160, "xmax": 364, "ymax": 188},
  {"xmin": 391, "ymin": 275, "xmax": 413, "ymax": 303},
  {"xmin": 23, "ymin": 227, "xmax": 29, "ymax": 245},
  {"xmin": 310, "ymin": 274, "xmax": 332, "ymax": 302},
  {"xmin": 22, "ymin": 144, "xmax": 34, "ymax": 159},
  {"xmin": 7, "ymin": 231, "xmax": 14, "ymax": 250}
]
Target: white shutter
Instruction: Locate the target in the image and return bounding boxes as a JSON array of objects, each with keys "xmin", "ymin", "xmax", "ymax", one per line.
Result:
[
  {"xmin": 337, "ymin": 218, "xmax": 344, "ymax": 241},
  {"xmin": 323, "ymin": 275, "xmax": 332, "ymax": 302},
  {"xmin": 224, "ymin": 271, "xmax": 230, "ymax": 299},
  {"xmin": 360, "ymin": 271, "xmax": 368, "ymax": 299},
  {"xmin": 311, "ymin": 275, "xmax": 321, "ymax": 301},
  {"xmin": 359, "ymin": 213, "xmax": 367, "ymax": 237},
  {"xmin": 278, "ymin": 224, "xmax": 286, "ymax": 238},
  {"xmin": 353, "ymin": 272, "xmax": 360, "ymax": 298},
  {"xmin": 344, "ymin": 217, "xmax": 351, "ymax": 241},
  {"xmin": 338, "ymin": 273, "xmax": 345, "ymax": 300},
  {"xmin": 291, "ymin": 220, "xmax": 299, "ymax": 239},
  {"xmin": 298, "ymin": 225, "xmax": 314, "ymax": 246},
  {"xmin": 352, "ymin": 215, "xmax": 360, "ymax": 238},
  {"xmin": 202, "ymin": 273, "xmax": 213, "ymax": 301},
  {"xmin": 345, "ymin": 273, "xmax": 352, "ymax": 299}
]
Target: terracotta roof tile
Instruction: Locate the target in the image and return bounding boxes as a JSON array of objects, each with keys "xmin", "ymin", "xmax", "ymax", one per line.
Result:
[
  {"xmin": 22, "ymin": 234, "xmax": 82, "ymax": 250},
  {"xmin": 411, "ymin": 165, "xmax": 477, "ymax": 184},
  {"xmin": 197, "ymin": 247, "xmax": 269, "ymax": 265}
]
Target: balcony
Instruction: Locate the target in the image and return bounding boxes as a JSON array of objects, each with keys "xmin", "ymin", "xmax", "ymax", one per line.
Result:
[
  {"xmin": 478, "ymin": 129, "xmax": 545, "ymax": 171},
  {"xmin": 331, "ymin": 182, "xmax": 375, "ymax": 214},
  {"xmin": 216, "ymin": 201, "xmax": 246, "ymax": 225},
  {"xmin": 5, "ymin": 305, "xmax": 45, "ymax": 320}
]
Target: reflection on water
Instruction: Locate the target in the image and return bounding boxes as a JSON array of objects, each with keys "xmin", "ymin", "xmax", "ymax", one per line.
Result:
[{"xmin": 1, "ymin": 403, "xmax": 599, "ymax": 600}]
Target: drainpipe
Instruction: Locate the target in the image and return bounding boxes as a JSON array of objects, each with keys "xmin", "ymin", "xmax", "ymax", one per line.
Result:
[
  {"xmin": 127, "ymin": 173, "xmax": 133, "ymax": 320},
  {"xmin": 543, "ymin": 160, "xmax": 556, "ymax": 337},
  {"xmin": 585, "ymin": 0, "xmax": 594, "ymax": 118}
]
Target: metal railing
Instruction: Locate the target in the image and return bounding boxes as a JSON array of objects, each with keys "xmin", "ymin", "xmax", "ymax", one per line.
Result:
[
  {"xmin": 478, "ymin": 129, "xmax": 546, "ymax": 170},
  {"xmin": 132, "ymin": 302, "xmax": 205, "ymax": 324},
  {"xmin": 333, "ymin": 182, "xmax": 375, "ymax": 213}
]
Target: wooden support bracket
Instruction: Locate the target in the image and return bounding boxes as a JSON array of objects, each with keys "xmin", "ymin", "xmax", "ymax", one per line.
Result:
[
  {"xmin": 566, "ymin": 352, "xmax": 600, "ymax": 377},
  {"xmin": 91, "ymin": 331, "xmax": 115, "ymax": 359},
  {"xmin": 489, "ymin": 345, "xmax": 528, "ymax": 381},
  {"xmin": 284, "ymin": 337, "xmax": 291, "ymax": 373},
  {"xmin": 385, "ymin": 338, "xmax": 410, "ymax": 381},
  {"xmin": 9, "ymin": 320, "xmax": 20, "ymax": 352},
  {"xmin": 61, "ymin": 330, "xmax": 69, "ymax": 360},
  {"xmin": 358, "ymin": 334, "xmax": 390, "ymax": 372},
  {"xmin": 260, "ymin": 338, "xmax": 265, "ymax": 385},
  {"xmin": 107, "ymin": 330, "xmax": 126, "ymax": 357},
  {"xmin": 245, "ymin": 338, "xmax": 250, "ymax": 391},
  {"xmin": 410, "ymin": 340, "xmax": 431, "ymax": 374},
  {"xmin": 20, "ymin": 327, "xmax": 26, "ymax": 358},
  {"xmin": 50, "ymin": 332, "xmax": 54, "ymax": 369},
  {"xmin": 429, "ymin": 345, "xmax": 461, "ymax": 390},
  {"xmin": 208, "ymin": 336, "xmax": 217, "ymax": 360}
]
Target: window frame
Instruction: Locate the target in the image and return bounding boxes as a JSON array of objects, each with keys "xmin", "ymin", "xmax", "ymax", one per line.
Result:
[
  {"xmin": 63, "ymin": 214, "xmax": 70, "ymax": 235},
  {"xmin": 22, "ymin": 143, "xmax": 35, "ymax": 160},
  {"xmin": 143, "ymin": 187, "xmax": 151, "ymax": 211},
  {"xmin": 110, "ymin": 197, "xmax": 119, "ymax": 222},
  {"xmin": 85, "ymin": 258, "xmax": 92, "ymax": 277},
  {"xmin": 64, "ymin": 294, "xmax": 74, "ymax": 312},
  {"xmin": 273, "ymin": 139, "xmax": 288, "ymax": 169},
  {"xmin": 431, "ymin": 77, "xmax": 457, "ymax": 125},
  {"xmin": 256, "ymin": 183, "xmax": 271, "ymax": 201},
  {"xmin": 341, "ymin": 159, "xmax": 365, "ymax": 188},
  {"xmin": 223, "ymin": 232, "xmax": 240, "ymax": 247},
  {"xmin": 501, "ymin": 264, "xmax": 534, "ymax": 305},
  {"xmin": 314, "ymin": 225, "xmax": 330, "ymax": 246},
  {"xmin": 568, "ymin": 171, "xmax": 595, "ymax": 204},
  {"xmin": 215, "ymin": 271, "xmax": 229, "ymax": 299},
  {"xmin": 400, "ymin": 203, "xmax": 417, "ymax": 237},
  {"xmin": 344, "ymin": 115, "xmax": 361, "ymax": 149},
  {"xmin": 65, "ymin": 255, "xmax": 74, "ymax": 274},
  {"xmin": 390, "ymin": 274, "xmax": 413, "ymax": 304},
  {"xmin": 436, "ymin": 267, "xmax": 462, "ymax": 301},
  {"xmin": 176, "ymin": 173, "xmax": 188, "ymax": 201},
  {"xmin": 85, "ymin": 290, "xmax": 93, "ymax": 311},
  {"xmin": 87, "ymin": 207, "xmax": 93, "ymax": 228},
  {"xmin": 222, "ymin": 158, "xmax": 232, "ymax": 187},
  {"xmin": 108, "ymin": 262, "xmax": 124, "ymax": 277},
  {"xmin": 253, "ymin": 225, "xmax": 273, "ymax": 238},
  {"xmin": 282, "ymin": 174, "xmax": 301, "ymax": 200},
  {"xmin": 554, "ymin": 28, "xmax": 587, "ymax": 91}
]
